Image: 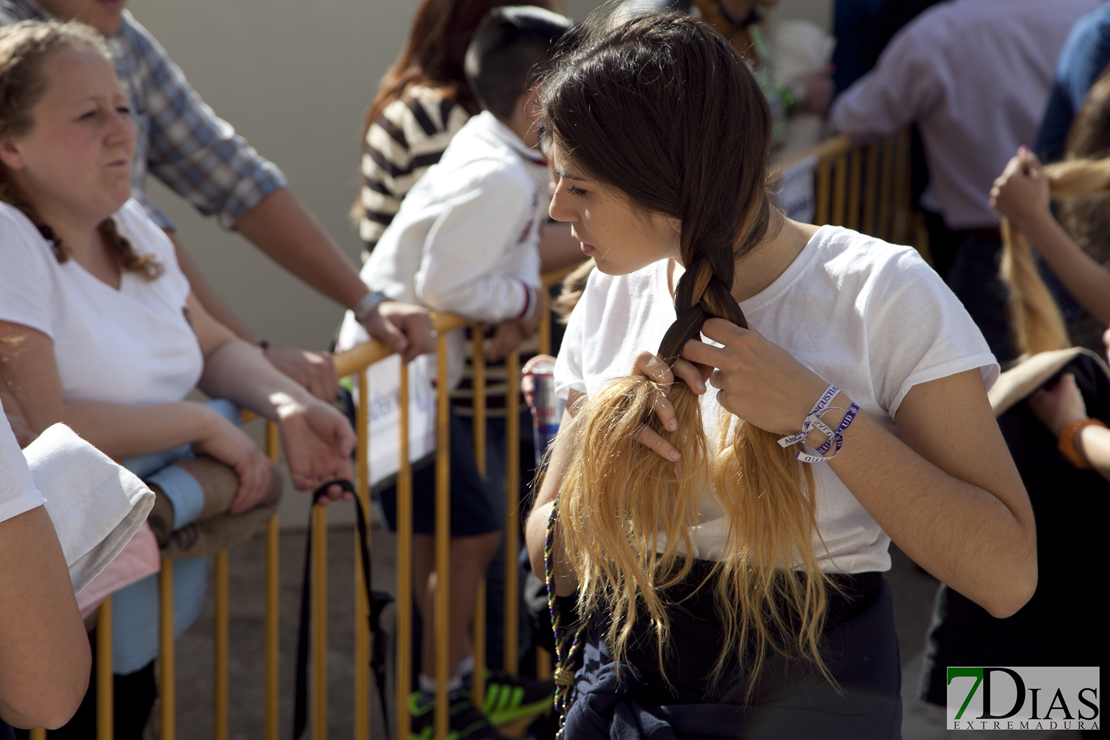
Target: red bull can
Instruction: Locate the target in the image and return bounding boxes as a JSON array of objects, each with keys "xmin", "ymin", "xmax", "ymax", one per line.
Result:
[{"xmin": 530, "ymin": 360, "xmax": 564, "ymax": 464}]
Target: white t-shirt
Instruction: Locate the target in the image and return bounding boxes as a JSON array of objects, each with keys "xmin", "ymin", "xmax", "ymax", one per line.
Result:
[
  {"xmin": 0, "ymin": 199, "xmax": 203, "ymax": 406},
  {"xmin": 555, "ymin": 225, "xmax": 998, "ymax": 574},
  {"xmin": 0, "ymin": 398, "xmax": 46, "ymax": 525}
]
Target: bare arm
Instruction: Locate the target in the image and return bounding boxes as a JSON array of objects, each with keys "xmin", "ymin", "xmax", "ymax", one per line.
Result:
[
  {"xmin": 234, "ymin": 188, "xmax": 368, "ymax": 310},
  {"xmin": 234, "ymin": 188, "xmax": 434, "ymax": 362},
  {"xmin": 0, "ymin": 318, "xmax": 228, "ymax": 460},
  {"xmin": 188, "ymin": 294, "xmax": 356, "ymax": 492},
  {"xmin": 682, "ymin": 321, "xmax": 1036, "ymax": 617},
  {"xmin": 1028, "ymin": 372, "xmax": 1110, "ymax": 481},
  {"xmin": 0, "ymin": 293, "xmax": 353, "ymax": 505},
  {"xmin": 525, "ymin": 392, "xmax": 585, "ymax": 596},
  {"xmin": 170, "ymin": 220, "xmax": 341, "ymax": 399},
  {"xmin": 168, "ymin": 230, "xmax": 257, "ymax": 341},
  {"xmin": 0, "ymin": 505, "xmax": 90, "ymax": 729},
  {"xmin": 991, "ymin": 150, "xmax": 1110, "ymax": 326},
  {"xmin": 835, "ymin": 372, "xmax": 1036, "ymax": 615},
  {"xmin": 0, "ymin": 385, "xmax": 34, "ymax": 448}
]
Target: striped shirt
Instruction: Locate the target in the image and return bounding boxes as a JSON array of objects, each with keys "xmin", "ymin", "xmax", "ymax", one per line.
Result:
[
  {"xmin": 0, "ymin": 0, "xmax": 287, "ymax": 231},
  {"xmin": 358, "ymin": 86, "xmax": 470, "ymax": 253}
]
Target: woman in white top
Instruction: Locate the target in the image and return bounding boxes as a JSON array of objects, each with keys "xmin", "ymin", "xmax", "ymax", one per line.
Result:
[
  {"xmin": 0, "ymin": 20, "xmax": 355, "ymax": 737},
  {"xmin": 524, "ymin": 12, "xmax": 1037, "ymax": 738}
]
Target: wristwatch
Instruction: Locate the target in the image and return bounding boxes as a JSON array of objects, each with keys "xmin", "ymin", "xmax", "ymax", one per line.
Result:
[{"xmin": 353, "ymin": 290, "xmax": 389, "ymax": 324}]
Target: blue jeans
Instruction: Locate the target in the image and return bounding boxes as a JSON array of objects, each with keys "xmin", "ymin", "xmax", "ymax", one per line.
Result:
[{"xmin": 110, "ymin": 398, "xmax": 240, "ymax": 675}]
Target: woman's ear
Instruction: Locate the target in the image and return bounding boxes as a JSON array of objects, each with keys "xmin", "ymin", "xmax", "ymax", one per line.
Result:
[{"xmin": 0, "ymin": 137, "xmax": 25, "ymax": 172}]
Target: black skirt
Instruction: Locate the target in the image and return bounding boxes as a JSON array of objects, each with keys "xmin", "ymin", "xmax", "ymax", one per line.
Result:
[{"xmin": 562, "ymin": 562, "xmax": 902, "ymax": 739}]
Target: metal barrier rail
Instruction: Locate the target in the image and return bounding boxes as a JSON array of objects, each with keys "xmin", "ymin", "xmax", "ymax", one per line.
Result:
[
  {"xmin": 31, "ymin": 129, "xmax": 915, "ymax": 740},
  {"xmin": 776, "ymin": 129, "xmax": 922, "ymax": 252}
]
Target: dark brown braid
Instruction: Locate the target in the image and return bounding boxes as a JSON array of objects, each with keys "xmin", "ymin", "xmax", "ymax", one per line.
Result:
[{"xmin": 0, "ymin": 21, "xmax": 161, "ymax": 280}]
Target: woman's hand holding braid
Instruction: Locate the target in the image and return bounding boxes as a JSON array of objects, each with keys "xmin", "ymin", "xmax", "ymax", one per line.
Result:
[
  {"xmin": 631, "ymin": 350, "xmax": 707, "ymax": 461},
  {"xmin": 633, "ymin": 319, "xmax": 836, "ymax": 461},
  {"xmin": 684, "ymin": 319, "xmax": 834, "ymax": 436}
]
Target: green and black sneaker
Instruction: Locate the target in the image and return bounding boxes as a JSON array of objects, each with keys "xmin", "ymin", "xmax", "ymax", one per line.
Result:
[
  {"xmin": 408, "ymin": 690, "xmax": 511, "ymax": 740},
  {"xmin": 467, "ymin": 670, "xmax": 555, "ymax": 727}
]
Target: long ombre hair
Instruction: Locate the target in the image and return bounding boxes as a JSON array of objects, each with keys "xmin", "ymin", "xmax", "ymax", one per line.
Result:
[
  {"xmin": 0, "ymin": 21, "xmax": 160, "ymax": 279},
  {"xmin": 542, "ymin": 13, "xmax": 833, "ymax": 689}
]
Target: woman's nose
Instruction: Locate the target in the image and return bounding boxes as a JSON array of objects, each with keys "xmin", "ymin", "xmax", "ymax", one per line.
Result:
[
  {"xmin": 106, "ymin": 109, "xmax": 135, "ymax": 146},
  {"xmin": 549, "ymin": 182, "xmax": 577, "ymax": 223}
]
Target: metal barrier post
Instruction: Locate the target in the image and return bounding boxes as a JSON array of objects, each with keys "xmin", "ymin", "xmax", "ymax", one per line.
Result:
[
  {"xmin": 312, "ymin": 504, "xmax": 328, "ymax": 739},
  {"xmin": 893, "ymin": 129, "xmax": 911, "ymax": 244},
  {"xmin": 847, "ymin": 148, "xmax": 862, "ymax": 232},
  {"xmin": 355, "ymin": 370, "xmax": 371, "ymax": 740},
  {"xmin": 832, "ymin": 153, "xmax": 848, "ymax": 227},
  {"xmin": 214, "ymin": 551, "xmax": 230, "ymax": 740},
  {"xmin": 97, "ymin": 598, "xmax": 113, "ymax": 740},
  {"xmin": 503, "ymin": 350, "xmax": 521, "ymax": 674},
  {"xmin": 264, "ymin": 422, "xmax": 281, "ymax": 740},
  {"xmin": 815, "ymin": 156, "xmax": 831, "ymax": 225},
  {"xmin": 397, "ymin": 363, "xmax": 414, "ymax": 740},
  {"xmin": 863, "ymin": 142, "xmax": 880, "ymax": 235},
  {"xmin": 434, "ymin": 333, "xmax": 452, "ymax": 740},
  {"xmin": 878, "ymin": 135, "xmax": 896, "ymax": 240},
  {"xmin": 159, "ymin": 560, "xmax": 175, "ymax": 740},
  {"xmin": 471, "ymin": 328, "xmax": 488, "ymax": 707}
]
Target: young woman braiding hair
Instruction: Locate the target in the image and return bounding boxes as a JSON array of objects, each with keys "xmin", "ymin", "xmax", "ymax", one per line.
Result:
[
  {"xmin": 539, "ymin": 11, "xmax": 831, "ymax": 691},
  {"xmin": 526, "ymin": 11, "xmax": 1036, "ymax": 738}
]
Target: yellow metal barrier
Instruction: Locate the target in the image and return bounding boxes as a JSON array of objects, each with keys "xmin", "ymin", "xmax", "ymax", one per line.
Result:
[
  {"xmin": 264, "ymin": 422, "xmax": 281, "ymax": 740},
  {"xmin": 44, "ymin": 129, "xmax": 916, "ymax": 740},
  {"xmin": 97, "ymin": 599, "xmax": 112, "ymax": 740},
  {"xmin": 159, "ymin": 560, "xmax": 175, "ymax": 740},
  {"xmin": 777, "ymin": 130, "xmax": 919, "ymax": 252}
]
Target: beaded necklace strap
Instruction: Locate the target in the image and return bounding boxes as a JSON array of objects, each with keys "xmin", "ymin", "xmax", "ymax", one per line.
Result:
[{"xmin": 545, "ymin": 493, "xmax": 583, "ymax": 738}]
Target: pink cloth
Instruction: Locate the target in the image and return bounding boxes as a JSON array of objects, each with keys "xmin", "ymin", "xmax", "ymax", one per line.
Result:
[{"xmin": 77, "ymin": 521, "xmax": 160, "ymax": 619}]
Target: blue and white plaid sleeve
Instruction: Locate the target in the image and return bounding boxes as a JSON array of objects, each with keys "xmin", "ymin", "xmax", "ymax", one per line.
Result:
[{"xmin": 120, "ymin": 15, "xmax": 287, "ymax": 230}]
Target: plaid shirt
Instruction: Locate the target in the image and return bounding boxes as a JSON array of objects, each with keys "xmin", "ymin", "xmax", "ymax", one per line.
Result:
[{"xmin": 0, "ymin": 0, "xmax": 287, "ymax": 230}]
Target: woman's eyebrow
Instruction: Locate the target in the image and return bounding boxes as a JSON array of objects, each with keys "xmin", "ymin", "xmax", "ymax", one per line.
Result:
[{"xmin": 554, "ymin": 169, "xmax": 583, "ymax": 181}]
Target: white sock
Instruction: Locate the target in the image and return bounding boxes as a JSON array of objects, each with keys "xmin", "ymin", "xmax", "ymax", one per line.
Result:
[{"xmin": 419, "ymin": 672, "xmax": 464, "ymax": 694}]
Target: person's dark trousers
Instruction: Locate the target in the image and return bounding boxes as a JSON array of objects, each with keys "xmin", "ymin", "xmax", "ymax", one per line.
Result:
[
  {"xmin": 478, "ymin": 410, "xmax": 536, "ymax": 673},
  {"xmin": 944, "ymin": 229, "xmax": 1017, "ymax": 364},
  {"xmin": 922, "ymin": 210, "xmax": 963, "ymax": 283},
  {"xmin": 14, "ymin": 630, "xmax": 156, "ymax": 740},
  {"xmin": 924, "ymin": 215, "xmax": 1016, "ymax": 364}
]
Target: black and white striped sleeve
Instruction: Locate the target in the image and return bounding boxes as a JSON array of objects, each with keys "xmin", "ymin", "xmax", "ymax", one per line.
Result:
[{"xmin": 358, "ymin": 91, "xmax": 469, "ymax": 252}]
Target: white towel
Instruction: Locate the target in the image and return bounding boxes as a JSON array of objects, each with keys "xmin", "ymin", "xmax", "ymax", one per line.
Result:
[{"xmin": 23, "ymin": 424, "xmax": 154, "ymax": 594}]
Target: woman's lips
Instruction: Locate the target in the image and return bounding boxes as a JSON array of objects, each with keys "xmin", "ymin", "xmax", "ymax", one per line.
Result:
[{"xmin": 580, "ymin": 241, "xmax": 595, "ymax": 255}]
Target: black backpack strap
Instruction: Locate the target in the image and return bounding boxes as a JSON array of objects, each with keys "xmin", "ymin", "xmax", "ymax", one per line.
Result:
[{"xmin": 294, "ymin": 480, "xmax": 394, "ymax": 739}]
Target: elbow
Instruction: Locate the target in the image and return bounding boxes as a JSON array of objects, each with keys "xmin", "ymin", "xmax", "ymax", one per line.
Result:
[
  {"xmin": 1, "ymin": 650, "xmax": 90, "ymax": 730},
  {"xmin": 983, "ymin": 550, "xmax": 1038, "ymax": 619}
]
